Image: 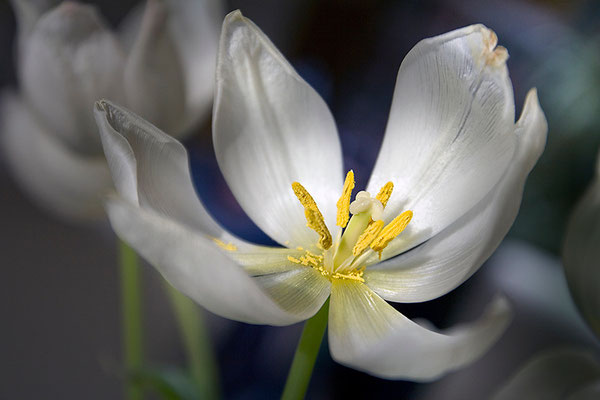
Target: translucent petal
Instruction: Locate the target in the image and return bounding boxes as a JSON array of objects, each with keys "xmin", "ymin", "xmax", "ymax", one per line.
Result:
[
  {"xmin": 328, "ymin": 280, "xmax": 511, "ymax": 380},
  {"xmin": 366, "ymin": 89, "xmax": 546, "ymax": 302},
  {"xmin": 213, "ymin": 11, "xmax": 343, "ymax": 248},
  {"xmin": 367, "ymin": 24, "xmax": 516, "ymax": 255},
  {"xmin": 106, "ymin": 197, "xmax": 330, "ymax": 325}
]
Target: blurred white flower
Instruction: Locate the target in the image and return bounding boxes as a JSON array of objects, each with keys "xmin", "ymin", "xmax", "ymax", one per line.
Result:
[
  {"xmin": 94, "ymin": 11, "xmax": 547, "ymax": 380},
  {"xmin": 1, "ymin": 0, "xmax": 221, "ymax": 220},
  {"xmin": 563, "ymin": 148, "xmax": 600, "ymax": 337},
  {"xmin": 492, "ymin": 348, "xmax": 600, "ymax": 400}
]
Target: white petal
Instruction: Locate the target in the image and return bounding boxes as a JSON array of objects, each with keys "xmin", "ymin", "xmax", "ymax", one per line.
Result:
[
  {"xmin": 10, "ymin": 0, "xmax": 58, "ymax": 35},
  {"xmin": 123, "ymin": 0, "xmax": 186, "ymax": 135},
  {"xmin": 213, "ymin": 11, "xmax": 343, "ymax": 248},
  {"xmin": 106, "ymin": 196, "xmax": 329, "ymax": 325},
  {"xmin": 1, "ymin": 91, "xmax": 111, "ymax": 220},
  {"xmin": 10, "ymin": 0, "xmax": 59, "ymax": 69},
  {"xmin": 165, "ymin": 0, "xmax": 222, "ymax": 132},
  {"xmin": 367, "ymin": 25, "xmax": 517, "ymax": 254},
  {"xmin": 328, "ymin": 280, "xmax": 512, "ymax": 380},
  {"xmin": 21, "ymin": 2, "xmax": 125, "ymax": 154},
  {"xmin": 365, "ymin": 89, "xmax": 547, "ymax": 302},
  {"xmin": 563, "ymin": 148, "xmax": 600, "ymax": 336},
  {"xmin": 491, "ymin": 349, "xmax": 600, "ymax": 400},
  {"xmin": 254, "ymin": 267, "xmax": 331, "ymax": 318},
  {"xmin": 94, "ymin": 100, "xmax": 224, "ymax": 238}
]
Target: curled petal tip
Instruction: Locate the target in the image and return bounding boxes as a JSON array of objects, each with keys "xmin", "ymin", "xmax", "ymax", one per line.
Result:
[{"xmin": 224, "ymin": 9, "xmax": 244, "ymax": 24}]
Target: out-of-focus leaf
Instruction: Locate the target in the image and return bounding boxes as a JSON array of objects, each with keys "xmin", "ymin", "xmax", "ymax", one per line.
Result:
[{"xmin": 129, "ymin": 366, "xmax": 202, "ymax": 400}]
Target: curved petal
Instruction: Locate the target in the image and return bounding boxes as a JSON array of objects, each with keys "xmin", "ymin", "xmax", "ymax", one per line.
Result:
[
  {"xmin": 213, "ymin": 11, "xmax": 343, "ymax": 249},
  {"xmin": 123, "ymin": 0, "xmax": 186, "ymax": 135},
  {"xmin": 367, "ymin": 24, "xmax": 517, "ymax": 254},
  {"xmin": 21, "ymin": 2, "xmax": 126, "ymax": 154},
  {"xmin": 365, "ymin": 89, "xmax": 547, "ymax": 302},
  {"xmin": 563, "ymin": 148, "xmax": 600, "ymax": 337},
  {"xmin": 491, "ymin": 349, "xmax": 600, "ymax": 400},
  {"xmin": 94, "ymin": 100, "xmax": 224, "ymax": 238},
  {"xmin": 328, "ymin": 280, "xmax": 512, "ymax": 380},
  {"xmin": 1, "ymin": 91, "xmax": 111, "ymax": 220},
  {"xmin": 106, "ymin": 196, "xmax": 329, "ymax": 325}
]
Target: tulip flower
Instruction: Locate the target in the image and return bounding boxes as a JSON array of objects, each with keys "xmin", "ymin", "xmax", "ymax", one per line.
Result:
[
  {"xmin": 94, "ymin": 10, "xmax": 547, "ymax": 383},
  {"xmin": 563, "ymin": 148, "xmax": 600, "ymax": 337},
  {"xmin": 1, "ymin": 0, "xmax": 220, "ymax": 220}
]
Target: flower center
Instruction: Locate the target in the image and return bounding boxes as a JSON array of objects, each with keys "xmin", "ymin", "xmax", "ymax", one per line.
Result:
[{"xmin": 288, "ymin": 171, "xmax": 413, "ymax": 282}]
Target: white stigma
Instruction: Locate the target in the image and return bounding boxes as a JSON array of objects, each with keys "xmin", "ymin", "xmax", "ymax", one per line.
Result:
[{"xmin": 349, "ymin": 191, "xmax": 384, "ymax": 220}]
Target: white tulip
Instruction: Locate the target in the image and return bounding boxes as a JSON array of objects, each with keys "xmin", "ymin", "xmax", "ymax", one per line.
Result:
[
  {"xmin": 1, "ymin": 0, "xmax": 221, "ymax": 220},
  {"xmin": 95, "ymin": 10, "xmax": 547, "ymax": 380}
]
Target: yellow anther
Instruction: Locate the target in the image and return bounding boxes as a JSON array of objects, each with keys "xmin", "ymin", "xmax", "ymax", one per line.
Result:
[
  {"xmin": 352, "ymin": 220, "xmax": 384, "ymax": 256},
  {"xmin": 376, "ymin": 181, "xmax": 394, "ymax": 208},
  {"xmin": 292, "ymin": 182, "xmax": 332, "ymax": 250},
  {"xmin": 336, "ymin": 170, "xmax": 355, "ymax": 228},
  {"xmin": 370, "ymin": 210, "xmax": 413, "ymax": 258},
  {"xmin": 212, "ymin": 238, "xmax": 237, "ymax": 251}
]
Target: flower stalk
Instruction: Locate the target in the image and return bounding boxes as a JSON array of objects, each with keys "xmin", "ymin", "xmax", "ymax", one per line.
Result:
[
  {"xmin": 165, "ymin": 283, "xmax": 221, "ymax": 400},
  {"xmin": 282, "ymin": 298, "xmax": 330, "ymax": 400},
  {"xmin": 119, "ymin": 239, "xmax": 144, "ymax": 400}
]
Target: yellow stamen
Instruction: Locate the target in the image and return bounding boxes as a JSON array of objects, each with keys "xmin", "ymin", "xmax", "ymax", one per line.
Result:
[
  {"xmin": 292, "ymin": 182, "xmax": 332, "ymax": 249},
  {"xmin": 352, "ymin": 219, "xmax": 384, "ymax": 256},
  {"xmin": 376, "ymin": 181, "xmax": 394, "ymax": 208},
  {"xmin": 212, "ymin": 238, "xmax": 237, "ymax": 251},
  {"xmin": 370, "ymin": 210, "xmax": 413, "ymax": 258},
  {"xmin": 336, "ymin": 170, "xmax": 355, "ymax": 228}
]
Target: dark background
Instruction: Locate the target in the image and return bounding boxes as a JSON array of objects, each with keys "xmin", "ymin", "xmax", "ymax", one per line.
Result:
[{"xmin": 1, "ymin": 0, "xmax": 600, "ymax": 398}]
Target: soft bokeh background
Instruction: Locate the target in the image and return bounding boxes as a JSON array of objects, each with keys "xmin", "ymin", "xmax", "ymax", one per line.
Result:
[{"xmin": 1, "ymin": 0, "xmax": 599, "ymax": 398}]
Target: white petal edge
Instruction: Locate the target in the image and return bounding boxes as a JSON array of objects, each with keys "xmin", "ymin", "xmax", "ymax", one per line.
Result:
[
  {"xmin": 328, "ymin": 280, "xmax": 512, "ymax": 380},
  {"xmin": 165, "ymin": 0, "xmax": 222, "ymax": 132},
  {"xmin": 123, "ymin": 0, "xmax": 187, "ymax": 135},
  {"xmin": 21, "ymin": 2, "xmax": 126, "ymax": 154},
  {"xmin": 106, "ymin": 196, "xmax": 330, "ymax": 325},
  {"xmin": 10, "ymin": 0, "xmax": 59, "ymax": 37},
  {"xmin": 367, "ymin": 24, "xmax": 517, "ymax": 256},
  {"xmin": 365, "ymin": 89, "xmax": 547, "ymax": 302},
  {"xmin": 1, "ymin": 91, "xmax": 111, "ymax": 220},
  {"xmin": 94, "ymin": 99, "xmax": 224, "ymax": 238},
  {"xmin": 562, "ymin": 147, "xmax": 600, "ymax": 336},
  {"xmin": 491, "ymin": 348, "xmax": 600, "ymax": 400},
  {"xmin": 117, "ymin": 0, "xmax": 221, "ymax": 133},
  {"xmin": 10, "ymin": 0, "xmax": 59, "ymax": 71},
  {"xmin": 213, "ymin": 10, "xmax": 343, "ymax": 249}
]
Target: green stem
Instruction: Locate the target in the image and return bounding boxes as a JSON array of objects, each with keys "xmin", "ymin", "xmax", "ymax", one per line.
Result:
[
  {"xmin": 119, "ymin": 240, "xmax": 144, "ymax": 400},
  {"xmin": 281, "ymin": 298, "xmax": 330, "ymax": 400},
  {"xmin": 165, "ymin": 283, "xmax": 221, "ymax": 400}
]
